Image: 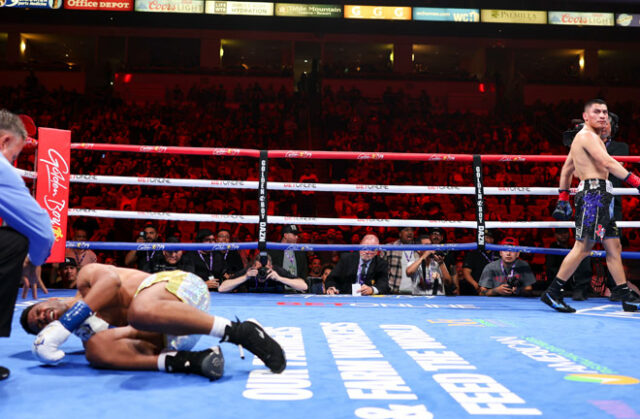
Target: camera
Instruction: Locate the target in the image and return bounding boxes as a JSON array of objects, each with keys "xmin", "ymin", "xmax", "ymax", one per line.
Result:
[
  {"xmin": 139, "ymin": 231, "xmax": 145, "ymax": 237},
  {"xmin": 562, "ymin": 119, "xmax": 584, "ymax": 147},
  {"xmin": 434, "ymin": 250, "xmax": 448, "ymax": 258},
  {"xmin": 506, "ymin": 276, "xmax": 521, "ymax": 289},
  {"xmin": 256, "ymin": 267, "xmax": 268, "ymax": 282}
]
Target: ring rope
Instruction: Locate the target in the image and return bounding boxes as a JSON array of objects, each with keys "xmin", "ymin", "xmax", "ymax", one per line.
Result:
[
  {"xmin": 485, "ymin": 243, "xmax": 640, "ymax": 260},
  {"xmin": 67, "ymin": 208, "xmax": 479, "ymax": 228},
  {"xmin": 16, "ymin": 170, "xmax": 640, "ymax": 196},
  {"xmin": 23, "ymin": 141, "xmax": 640, "ymax": 262},
  {"xmin": 64, "ymin": 240, "xmax": 640, "ymax": 260},
  {"xmin": 71, "ymin": 143, "xmax": 259, "ymax": 158},
  {"xmin": 67, "ymin": 143, "xmax": 640, "ymax": 163},
  {"xmin": 65, "ymin": 241, "xmax": 476, "ymax": 252},
  {"xmin": 16, "ymin": 168, "xmax": 36, "ymax": 179},
  {"xmin": 66, "ymin": 208, "xmax": 640, "ymax": 229}
]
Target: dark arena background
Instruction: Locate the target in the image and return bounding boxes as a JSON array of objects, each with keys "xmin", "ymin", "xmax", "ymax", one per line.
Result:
[{"xmin": 2, "ymin": 0, "xmax": 640, "ymax": 418}]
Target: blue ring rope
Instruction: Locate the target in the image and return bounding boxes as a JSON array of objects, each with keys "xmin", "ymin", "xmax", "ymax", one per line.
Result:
[{"xmin": 66, "ymin": 240, "xmax": 640, "ymax": 259}]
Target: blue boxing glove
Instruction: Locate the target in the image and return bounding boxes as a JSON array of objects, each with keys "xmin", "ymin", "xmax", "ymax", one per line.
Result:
[{"xmin": 552, "ymin": 190, "xmax": 573, "ymax": 221}]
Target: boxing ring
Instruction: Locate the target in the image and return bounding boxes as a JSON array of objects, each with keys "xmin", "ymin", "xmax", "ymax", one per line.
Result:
[{"xmin": 4, "ymin": 141, "xmax": 640, "ymax": 418}]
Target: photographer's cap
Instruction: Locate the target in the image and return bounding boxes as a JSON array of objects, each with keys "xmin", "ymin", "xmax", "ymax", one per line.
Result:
[
  {"xmin": 282, "ymin": 225, "xmax": 299, "ymax": 235},
  {"xmin": 500, "ymin": 237, "xmax": 519, "ymax": 246}
]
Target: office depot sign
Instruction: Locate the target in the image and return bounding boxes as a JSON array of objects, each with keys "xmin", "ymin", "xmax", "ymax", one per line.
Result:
[{"xmin": 65, "ymin": 0, "xmax": 133, "ymax": 10}]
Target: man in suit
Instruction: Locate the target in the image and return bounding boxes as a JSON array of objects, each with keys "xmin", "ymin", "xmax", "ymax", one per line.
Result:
[
  {"xmin": 268, "ymin": 225, "xmax": 308, "ymax": 281},
  {"xmin": 325, "ymin": 234, "xmax": 389, "ymax": 295}
]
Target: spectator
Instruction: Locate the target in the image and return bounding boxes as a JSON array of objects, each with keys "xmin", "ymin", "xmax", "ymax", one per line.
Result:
[
  {"xmin": 124, "ymin": 223, "xmax": 160, "ymax": 271},
  {"xmin": 479, "ymin": 237, "xmax": 536, "ymax": 296},
  {"xmin": 384, "ymin": 227, "xmax": 417, "ymax": 294},
  {"xmin": 319, "ymin": 264, "xmax": 333, "ymax": 294},
  {"xmin": 212, "ymin": 228, "xmax": 245, "ymax": 278},
  {"xmin": 58, "ymin": 257, "xmax": 79, "ymax": 289},
  {"xmin": 188, "ymin": 229, "xmax": 220, "ymax": 290},
  {"xmin": 306, "ymin": 257, "xmax": 323, "ymax": 293},
  {"xmin": 21, "ymin": 257, "xmax": 48, "ymax": 300},
  {"xmin": 144, "ymin": 237, "xmax": 195, "ymax": 274},
  {"xmin": 65, "ymin": 228, "xmax": 98, "ymax": 269},
  {"xmin": 325, "ymin": 234, "xmax": 389, "ymax": 296},
  {"xmin": 462, "ymin": 230, "xmax": 500, "ymax": 295},
  {"xmin": 268, "ymin": 225, "xmax": 308, "ymax": 282},
  {"xmin": 219, "ymin": 254, "xmax": 307, "ymax": 294},
  {"xmin": 405, "ymin": 235, "xmax": 453, "ymax": 295},
  {"xmin": 428, "ymin": 227, "xmax": 456, "ymax": 274}
]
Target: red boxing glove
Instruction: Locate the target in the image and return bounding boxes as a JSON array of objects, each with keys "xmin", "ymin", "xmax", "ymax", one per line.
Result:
[
  {"xmin": 558, "ymin": 189, "xmax": 570, "ymax": 201},
  {"xmin": 624, "ymin": 173, "xmax": 640, "ymax": 189}
]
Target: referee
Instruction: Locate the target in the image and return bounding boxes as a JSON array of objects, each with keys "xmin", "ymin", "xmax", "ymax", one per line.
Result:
[{"xmin": 0, "ymin": 110, "xmax": 54, "ymax": 380}]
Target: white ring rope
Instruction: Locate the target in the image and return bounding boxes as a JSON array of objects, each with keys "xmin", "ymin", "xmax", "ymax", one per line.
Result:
[
  {"xmin": 16, "ymin": 168, "xmax": 37, "ymax": 179},
  {"xmin": 67, "ymin": 208, "xmax": 477, "ymax": 228},
  {"xmin": 16, "ymin": 168, "xmax": 640, "ymax": 196},
  {"xmin": 66, "ymin": 208, "xmax": 640, "ymax": 229}
]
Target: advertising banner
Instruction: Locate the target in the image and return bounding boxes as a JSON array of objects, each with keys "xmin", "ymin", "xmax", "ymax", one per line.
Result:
[
  {"xmin": 616, "ymin": 13, "xmax": 640, "ymax": 27},
  {"xmin": 0, "ymin": 0, "xmax": 61, "ymax": 8},
  {"xmin": 35, "ymin": 128, "xmax": 71, "ymax": 264},
  {"xmin": 549, "ymin": 11, "xmax": 614, "ymax": 26},
  {"xmin": 275, "ymin": 3, "xmax": 341, "ymax": 18},
  {"xmin": 135, "ymin": 0, "xmax": 204, "ymax": 13},
  {"xmin": 64, "ymin": 0, "xmax": 132, "ymax": 10},
  {"xmin": 413, "ymin": 7, "xmax": 479, "ymax": 22},
  {"xmin": 205, "ymin": 1, "xmax": 273, "ymax": 15},
  {"xmin": 344, "ymin": 5, "xmax": 411, "ymax": 20},
  {"xmin": 481, "ymin": 9, "xmax": 547, "ymax": 24}
]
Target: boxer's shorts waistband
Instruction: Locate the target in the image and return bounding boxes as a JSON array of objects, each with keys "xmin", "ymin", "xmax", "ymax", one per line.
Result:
[{"xmin": 577, "ymin": 179, "xmax": 613, "ymax": 193}]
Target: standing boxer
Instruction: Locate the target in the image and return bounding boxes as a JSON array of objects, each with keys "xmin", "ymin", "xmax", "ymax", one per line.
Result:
[
  {"xmin": 0, "ymin": 110, "xmax": 54, "ymax": 380},
  {"xmin": 543, "ymin": 99, "xmax": 640, "ymax": 313}
]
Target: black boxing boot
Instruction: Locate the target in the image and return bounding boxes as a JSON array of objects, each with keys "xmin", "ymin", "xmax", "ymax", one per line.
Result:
[
  {"xmin": 164, "ymin": 346, "xmax": 224, "ymax": 381},
  {"xmin": 221, "ymin": 319, "xmax": 286, "ymax": 373},
  {"xmin": 541, "ymin": 278, "xmax": 576, "ymax": 313}
]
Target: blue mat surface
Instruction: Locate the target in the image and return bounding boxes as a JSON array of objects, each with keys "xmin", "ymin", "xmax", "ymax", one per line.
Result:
[{"xmin": 2, "ymin": 291, "xmax": 640, "ymax": 419}]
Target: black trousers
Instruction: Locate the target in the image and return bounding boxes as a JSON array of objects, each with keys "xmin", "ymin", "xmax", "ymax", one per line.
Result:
[{"xmin": 0, "ymin": 227, "xmax": 29, "ymax": 337}]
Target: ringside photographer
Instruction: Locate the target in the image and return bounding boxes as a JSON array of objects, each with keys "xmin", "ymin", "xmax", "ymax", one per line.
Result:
[{"xmin": 478, "ymin": 237, "xmax": 536, "ymax": 297}]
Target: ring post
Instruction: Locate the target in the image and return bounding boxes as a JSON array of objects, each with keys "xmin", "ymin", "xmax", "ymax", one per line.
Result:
[
  {"xmin": 258, "ymin": 150, "xmax": 269, "ymax": 265},
  {"xmin": 35, "ymin": 128, "xmax": 71, "ymax": 263},
  {"xmin": 473, "ymin": 154, "xmax": 486, "ymax": 251}
]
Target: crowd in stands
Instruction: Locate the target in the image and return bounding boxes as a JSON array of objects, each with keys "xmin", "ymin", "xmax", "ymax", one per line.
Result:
[{"xmin": 4, "ymin": 78, "xmax": 640, "ymax": 294}]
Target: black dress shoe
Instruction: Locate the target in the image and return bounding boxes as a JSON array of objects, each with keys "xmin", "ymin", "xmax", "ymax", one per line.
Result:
[{"xmin": 0, "ymin": 366, "xmax": 9, "ymax": 380}]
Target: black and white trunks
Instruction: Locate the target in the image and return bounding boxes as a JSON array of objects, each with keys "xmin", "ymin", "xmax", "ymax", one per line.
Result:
[{"xmin": 574, "ymin": 179, "xmax": 619, "ymax": 242}]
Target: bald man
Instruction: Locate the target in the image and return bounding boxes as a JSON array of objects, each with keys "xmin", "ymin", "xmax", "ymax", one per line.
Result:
[{"xmin": 325, "ymin": 234, "xmax": 389, "ymax": 295}]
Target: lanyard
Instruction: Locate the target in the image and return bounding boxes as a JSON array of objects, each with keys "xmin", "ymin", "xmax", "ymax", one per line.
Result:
[
  {"xmin": 403, "ymin": 251, "xmax": 413, "ymax": 263},
  {"xmin": 74, "ymin": 249, "xmax": 86, "ymax": 266},
  {"xmin": 481, "ymin": 251, "xmax": 496, "ymax": 263},
  {"xmin": 500, "ymin": 260, "xmax": 516, "ymax": 284},
  {"xmin": 198, "ymin": 251, "xmax": 214, "ymax": 273}
]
